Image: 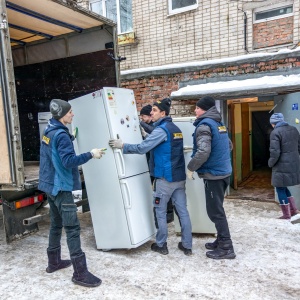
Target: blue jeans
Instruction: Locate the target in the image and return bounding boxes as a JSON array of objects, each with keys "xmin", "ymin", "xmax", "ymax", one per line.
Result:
[
  {"xmin": 275, "ymin": 187, "xmax": 291, "ymax": 205},
  {"xmin": 153, "ymin": 179, "xmax": 192, "ymax": 249},
  {"xmin": 47, "ymin": 191, "xmax": 83, "ymax": 258}
]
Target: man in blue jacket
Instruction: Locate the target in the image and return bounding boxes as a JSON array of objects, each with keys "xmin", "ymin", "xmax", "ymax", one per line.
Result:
[
  {"xmin": 187, "ymin": 96, "xmax": 236, "ymax": 260},
  {"xmin": 109, "ymin": 98, "xmax": 192, "ymax": 256},
  {"xmin": 39, "ymin": 99, "xmax": 105, "ymax": 287}
]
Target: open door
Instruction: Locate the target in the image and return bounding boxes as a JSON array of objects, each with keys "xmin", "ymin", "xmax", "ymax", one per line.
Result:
[
  {"xmin": 241, "ymin": 103, "xmax": 251, "ymax": 180},
  {"xmin": 0, "ymin": 0, "xmax": 24, "ymax": 189},
  {"xmin": 228, "ymin": 103, "xmax": 238, "ymax": 190}
]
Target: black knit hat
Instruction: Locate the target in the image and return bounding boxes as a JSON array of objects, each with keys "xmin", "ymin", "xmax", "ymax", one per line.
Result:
[
  {"xmin": 196, "ymin": 96, "xmax": 215, "ymax": 111},
  {"xmin": 50, "ymin": 99, "xmax": 71, "ymax": 119},
  {"xmin": 140, "ymin": 104, "xmax": 152, "ymax": 116},
  {"xmin": 153, "ymin": 98, "xmax": 171, "ymax": 115}
]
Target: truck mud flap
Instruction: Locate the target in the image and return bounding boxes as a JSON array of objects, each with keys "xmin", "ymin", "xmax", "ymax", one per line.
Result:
[{"xmin": 2, "ymin": 203, "xmax": 39, "ymax": 243}]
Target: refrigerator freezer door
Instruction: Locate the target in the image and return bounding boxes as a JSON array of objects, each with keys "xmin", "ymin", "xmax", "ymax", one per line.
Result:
[
  {"xmin": 120, "ymin": 173, "xmax": 156, "ymax": 245},
  {"xmin": 173, "ymin": 117, "xmax": 216, "ymax": 234},
  {"xmin": 102, "ymin": 87, "xmax": 149, "ymax": 178}
]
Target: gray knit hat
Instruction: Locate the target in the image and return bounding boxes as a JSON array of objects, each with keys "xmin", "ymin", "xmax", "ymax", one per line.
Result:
[
  {"xmin": 50, "ymin": 99, "xmax": 71, "ymax": 119},
  {"xmin": 270, "ymin": 113, "xmax": 284, "ymax": 125}
]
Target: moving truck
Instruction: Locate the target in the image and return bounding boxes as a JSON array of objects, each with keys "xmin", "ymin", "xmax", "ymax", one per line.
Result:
[{"xmin": 0, "ymin": 0, "xmax": 120, "ymax": 242}]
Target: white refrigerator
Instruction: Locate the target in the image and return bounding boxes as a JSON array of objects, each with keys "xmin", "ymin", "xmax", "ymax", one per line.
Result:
[
  {"xmin": 69, "ymin": 87, "xmax": 156, "ymax": 250},
  {"xmin": 173, "ymin": 117, "xmax": 216, "ymax": 234}
]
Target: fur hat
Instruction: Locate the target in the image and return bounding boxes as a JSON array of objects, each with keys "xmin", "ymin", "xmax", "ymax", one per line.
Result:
[
  {"xmin": 50, "ymin": 99, "xmax": 71, "ymax": 120},
  {"xmin": 153, "ymin": 98, "xmax": 171, "ymax": 115},
  {"xmin": 270, "ymin": 113, "xmax": 284, "ymax": 125},
  {"xmin": 196, "ymin": 96, "xmax": 215, "ymax": 111},
  {"xmin": 140, "ymin": 104, "xmax": 152, "ymax": 116}
]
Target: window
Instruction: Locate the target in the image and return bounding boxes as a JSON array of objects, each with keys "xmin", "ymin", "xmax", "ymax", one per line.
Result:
[
  {"xmin": 254, "ymin": 4, "xmax": 293, "ymax": 22},
  {"xmin": 168, "ymin": 0, "xmax": 198, "ymax": 15},
  {"xmin": 89, "ymin": 0, "xmax": 132, "ymax": 33}
]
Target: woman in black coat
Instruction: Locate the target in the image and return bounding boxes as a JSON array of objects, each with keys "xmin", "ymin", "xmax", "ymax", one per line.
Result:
[{"xmin": 268, "ymin": 113, "xmax": 300, "ymax": 219}]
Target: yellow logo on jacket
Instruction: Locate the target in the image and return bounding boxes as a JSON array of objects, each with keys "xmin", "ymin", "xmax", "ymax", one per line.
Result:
[
  {"xmin": 218, "ymin": 126, "xmax": 227, "ymax": 133},
  {"xmin": 42, "ymin": 135, "xmax": 50, "ymax": 144},
  {"xmin": 173, "ymin": 133, "xmax": 183, "ymax": 139}
]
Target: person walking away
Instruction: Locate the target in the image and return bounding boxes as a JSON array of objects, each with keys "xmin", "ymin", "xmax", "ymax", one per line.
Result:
[
  {"xmin": 140, "ymin": 104, "xmax": 175, "ymax": 224},
  {"xmin": 39, "ymin": 99, "xmax": 106, "ymax": 287},
  {"xmin": 268, "ymin": 113, "xmax": 300, "ymax": 219},
  {"xmin": 109, "ymin": 98, "xmax": 192, "ymax": 256},
  {"xmin": 186, "ymin": 96, "xmax": 236, "ymax": 260}
]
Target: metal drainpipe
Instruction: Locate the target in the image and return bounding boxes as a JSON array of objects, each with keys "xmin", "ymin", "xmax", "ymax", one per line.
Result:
[{"xmin": 239, "ymin": 9, "xmax": 249, "ymax": 53}]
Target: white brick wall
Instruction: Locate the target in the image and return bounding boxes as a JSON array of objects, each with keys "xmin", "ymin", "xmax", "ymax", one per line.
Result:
[{"xmin": 78, "ymin": 1, "xmax": 300, "ymax": 71}]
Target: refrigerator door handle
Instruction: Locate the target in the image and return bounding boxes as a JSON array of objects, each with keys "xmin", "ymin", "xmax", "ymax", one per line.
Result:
[
  {"xmin": 115, "ymin": 149, "xmax": 126, "ymax": 177},
  {"xmin": 120, "ymin": 179, "xmax": 132, "ymax": 209}
]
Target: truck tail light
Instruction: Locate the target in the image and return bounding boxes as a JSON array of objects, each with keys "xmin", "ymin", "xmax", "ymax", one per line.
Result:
[{"xmin": 15, "ymin": 193, "xmax": 46, "ymax": 209}]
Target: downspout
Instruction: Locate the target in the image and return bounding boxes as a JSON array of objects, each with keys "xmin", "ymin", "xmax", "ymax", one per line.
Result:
[{"xmin": 239, "ymin": 9, "xmax": 249, "ymax": 53}]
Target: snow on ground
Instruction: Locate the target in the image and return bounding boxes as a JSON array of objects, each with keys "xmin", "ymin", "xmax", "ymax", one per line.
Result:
[{"xmin": 0, "ymin": 199, "xmax": 300, "ymax": 300}]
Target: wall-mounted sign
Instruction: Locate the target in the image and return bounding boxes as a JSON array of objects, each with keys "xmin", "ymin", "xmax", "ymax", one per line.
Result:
[
  {"xmin": 118, "ymin": 32, "xmax": 135, "ymax": 45},
  {"xmin": 292, "ymin": 103, "xmax": 298, "ymax": 110}
]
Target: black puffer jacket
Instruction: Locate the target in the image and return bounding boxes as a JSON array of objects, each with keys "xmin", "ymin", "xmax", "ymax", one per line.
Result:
[{"xmin": 268, "ymin": 122, "xmax": 300, "ymax": 187}]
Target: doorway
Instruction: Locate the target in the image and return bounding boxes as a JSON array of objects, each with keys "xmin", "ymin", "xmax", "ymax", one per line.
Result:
[{"xmin": 227, "ymin": 100, "xmax": 274, "ymax": 202}]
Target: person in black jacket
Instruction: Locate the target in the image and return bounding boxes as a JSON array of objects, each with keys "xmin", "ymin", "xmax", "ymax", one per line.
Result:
[
  {"xmin": 269, "ymin": 113, "xmax": 300, "ymax": 219},
  {"xmin": 140, "ymin": 104, "xmax": 154, "ymax": 134}
]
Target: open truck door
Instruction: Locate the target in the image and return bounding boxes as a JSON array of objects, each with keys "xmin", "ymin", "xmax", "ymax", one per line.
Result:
[{"xmin": 0, "ymin": 0, "xmax": 119, "ymax": 242}]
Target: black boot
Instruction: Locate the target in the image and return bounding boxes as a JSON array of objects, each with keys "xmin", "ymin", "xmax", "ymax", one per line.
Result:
[
  {"xmin": 46, "ymin": 247, "xmax": 71, "ymax": 273},
  {"xmin": 205, "ymin": 238, "xmax": 218, "ymax": 250},
  {"xmin": 151, "ymin": 242, "xmax": 169, "ymax": 255},
  {"xmin": 206, "ymin": 240, "xmax": 236, "ymax": 260},
  {"xmin": 71, "ymin": 253, "xmax": 102, "ymax": 287},
  {"xmin": 178, "ymin": 242, "xmax": 192, "ymax": 256}
]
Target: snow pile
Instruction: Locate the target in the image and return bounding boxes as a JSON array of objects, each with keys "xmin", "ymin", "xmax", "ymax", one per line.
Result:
[{"xmin": 0, "ymin": 199, "xmax": 300, "ymax": 299}]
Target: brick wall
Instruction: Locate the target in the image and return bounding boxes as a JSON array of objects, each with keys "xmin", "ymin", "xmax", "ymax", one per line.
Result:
[
  {"xmin": 118, "ymin": 0, "xmax": 300, "ymax": 71},
  {"xmin": 119, "ymin": 0, "xmax": 248, "ymax": 70},
  {"xmin": 253, "ymin": 16, "xmax": 294, "ymax": 49},
  {"xmin": 121, "ymin": 54, "xmax": 300, "ymax": 116}
]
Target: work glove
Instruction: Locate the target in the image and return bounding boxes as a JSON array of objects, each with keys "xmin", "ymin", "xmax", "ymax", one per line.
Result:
[
  {"xmin": 90, "ymin": 149, "xmax": 106, "ymax": 159},
  {"xmin": 186, "ymin": 169, "xmax": 195, "ymax": 180},
  {"xmin": 109, "ymin": 139, "xmax": 123, "ymax": 149},
  {"xmin": 140, "ymin": 125, "xmax": 148, "ymax": 138}
]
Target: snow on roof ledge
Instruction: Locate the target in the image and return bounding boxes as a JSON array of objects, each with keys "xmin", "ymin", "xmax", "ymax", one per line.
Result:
[
  {"xmin": 121, "ymin": 47, "xmax": 300, "ymax": 77},
  {"xmin": 171, "ymin": 74, "xmax": 300, "ymax": 100}
]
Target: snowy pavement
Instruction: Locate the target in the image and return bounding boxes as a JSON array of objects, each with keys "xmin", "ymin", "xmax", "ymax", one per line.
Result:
[{"xmin": 0, "ymin": 199, "xmax": 300, "ymax": 300}]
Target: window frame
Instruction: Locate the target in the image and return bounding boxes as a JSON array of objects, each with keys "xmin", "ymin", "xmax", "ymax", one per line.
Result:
[
  {"xmin": 168, "ymin": 0, "xmax": 198, "ymax": 16},
  {"xmin": 89, "ymin": 0, "xmax": 132, "ymax": 34},
  {"xmin": 253, "ymin": 1, "xmax": 294, "ymax": 24}
]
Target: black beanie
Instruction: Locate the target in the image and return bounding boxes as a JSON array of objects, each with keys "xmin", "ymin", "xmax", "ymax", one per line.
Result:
[
  {"xmin": 196, "ymin": 96, "xmax": 215, "ymax": 111},
  {"xmin": 50, "ymin": 99, "xmax": 71, "ymax": 119},
  {"xmin": 153, "ymin": 98, "xmax": 171, "ymax": 115},
  {"xmin": 140, "ymin": 104, "xmax": 152, "ymax": 116}
]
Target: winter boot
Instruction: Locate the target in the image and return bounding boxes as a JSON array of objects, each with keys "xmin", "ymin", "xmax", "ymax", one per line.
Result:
[
  {"xmin": 151, "ymin": 242, "xmax": 169, "ymax": 255},
  {"xmin": 178, "ymin": 242, "xmax": 192, "ymax": 256},
  {"xmin": 46, "ymin": 247, "xmax": 71, "ymax": 273},
  {"xmin": 288, "ymin": 196, "xmax": 300, "ymax": 216},
  {"xmin": 205, "ymin": 238, "xmax": 218, "ymax": 250},
  {"xmin": 278, "ymin": 204, "xmax": 291, "ymax": 220},
  {"xmin": 206, "ymin": 240, "xmax": 236, "ymax": 260},
  {"xmin": 71, "ymin": 253, "xmax": 102, "ymax": 287}
]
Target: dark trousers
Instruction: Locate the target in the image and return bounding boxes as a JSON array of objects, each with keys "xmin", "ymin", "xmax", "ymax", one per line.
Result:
[
  {"xmin": 47, "ymin": 191, "xmax": 83, "ymax": 258},
  {"xmin": 204, "ymin": 177, "xmax": 231, "ymax": 241}
]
